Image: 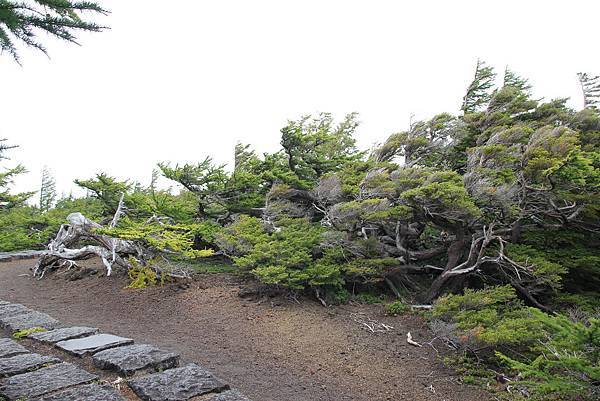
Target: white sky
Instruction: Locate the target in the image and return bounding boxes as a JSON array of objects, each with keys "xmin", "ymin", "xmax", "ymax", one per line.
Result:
[{"xmin": 1, "ymin": 0, "xmax": 598, "ymax": 198}]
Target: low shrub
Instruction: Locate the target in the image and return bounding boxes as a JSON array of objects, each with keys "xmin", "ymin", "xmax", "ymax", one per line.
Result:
[
  {"xmin": 432, "ymin": 286, "xmax": 600, "ymax": 400},
  {"xmin": 385, "ymin": 300, "xmax": 410, "ymax": 316}
]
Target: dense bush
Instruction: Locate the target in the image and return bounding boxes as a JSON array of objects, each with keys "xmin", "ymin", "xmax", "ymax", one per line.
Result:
[
  {"xmin": 432, "ymin": 286, "xmax": 600, "ymax": 400},
  {"xmin": 0, "ymin": 197, "xmax": 103, "ymax": 252}
]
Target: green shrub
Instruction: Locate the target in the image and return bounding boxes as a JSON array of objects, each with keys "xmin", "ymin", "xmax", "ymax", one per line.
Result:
[
  {"xmin": 126, "ymin": 258, "xmax": 160, "ymax": 289},
  {"xmin": 385, "ymin": 300, "xmax": 410, "ymax": 316},
  {"xmin": 229, "ymin": 218, "xmax": 348, "ymax": 291},
  {"xmin": 432, "ymin": 286, "xmax": 600, "ymax": 400},
  {"xmin": 214, "ymin": 215, "xmax": 269, "ymax": 257},
  {"xmin": 0, "ymin": 197, "xmax": 103, "ymax": 252}
]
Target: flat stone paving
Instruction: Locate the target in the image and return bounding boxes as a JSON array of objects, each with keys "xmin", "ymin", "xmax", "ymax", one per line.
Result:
[
  {"xmin": 128, "ymin": 363, "xmax": 230, "ymax": 401},
  {"xmin": 56, "ymin": 333, "xmax": 134, "ymax": 356},
  {"xmin": 0, "ymin": 338, "xmax": 28, "ymax": 359},
  {"xmin": 93, "ymin": 343, "xmax": 180, "ymax": 375},
  {"xmin": 0, "ymin": 362, "xmax": 98, "ymax": 400},
  {"xmin": 0, "ymin": 310, "xmax": 61, "ymax": 332},
  {"xmin": 0, "ymin": 303, "xmax": 31, "ymax": 319},
  {"xmin": 0, "ymin": 298, "xmax": 252, "ymax": 401},
  {"xmin": 28, "ymin": 326, "xmax": 99, "ymax": 344},
  {"xmin": 31, "ymin": 383, "xmax": 126, "ymax": 401},
  {"xmin": 0, "ymin": 353, "xmax": 60, "ymax": 378}
]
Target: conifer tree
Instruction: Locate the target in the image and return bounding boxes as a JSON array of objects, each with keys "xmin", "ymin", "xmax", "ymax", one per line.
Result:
[
  {"xmin": 39, "ymin": 166, "xmax": 56, "ymax": 212},
  {"xmin": 577, "ymin": 72, "xmax": 600, "ymax": 109},
  {"xmin": 0, "ymin": 139, "xmax": 32, "ymax": 209},
  {"xmin": 503, "ymin": 66, "xmax": 532, "ymax": 92},
  {"xmin": 0, "ymin": 0, "xmax": 108, "ymax": 63},
  {"xmin": 461, "ymin": 59, "xmax": 496, "ymax": 113}
]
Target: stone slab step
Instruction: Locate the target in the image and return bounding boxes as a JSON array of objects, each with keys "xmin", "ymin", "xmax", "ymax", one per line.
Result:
[
  {"xmin": 0, "ymin": 339, "xmax": 29, "ymax": 359},
  {"xmin": 56, "ymin": 333, "xmax": 133, "ymax": 356},
  {"xmin": 29, "ymin": 326, "xmax": 99, "ymax": 344},
  {"xmin": 0, "ymin": 311, "xmax": 61, "ymax": 333},
  {"xmin": 31, "ymin": 383, "xmax": 126, "ymax": 401},
  {"xmin": 93, "ymin": 343, "xmax": 179, "ymax": 376},
  {"xmin": 0, "ymin": 353, "xmax": 61, "ymax": 378},
  {"xmin": 0, "ymin": 303, "xmax": 31, "ymax": 319},
  {"xmin": 128, "ymin": 363, "xmax": 230, "ymax": 401},
  {"xmin": 0, "ymin": 362, "xmax": 98, "ymax": 400}
]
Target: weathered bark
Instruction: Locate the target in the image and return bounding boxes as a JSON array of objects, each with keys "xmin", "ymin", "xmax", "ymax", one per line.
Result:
[
  {"xmin": 33, "ymin": 210, "xmax": 144, "ymax": 278},
  {"xmin": 33, "ymin": 195, "xmax": 155, "ymax": 279}
]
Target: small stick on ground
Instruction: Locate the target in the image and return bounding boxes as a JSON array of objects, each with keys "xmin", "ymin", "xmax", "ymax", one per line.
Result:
[{"xmin": 407, "ymin": 331, "xmax": 422, "ymax": 347}]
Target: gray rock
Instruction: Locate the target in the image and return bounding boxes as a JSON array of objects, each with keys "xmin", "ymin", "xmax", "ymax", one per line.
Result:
[
  {"xmin": 56, "ymin": 333, "xmax": 133, "ymax": 356},
  {"xmin": 0, "ymin": 303, "xmax": 31, "ymax": 319},
  {"xmin": 128, "ymin": 363, "xmax": 229, "ymax": 401},
  {"xmin": 28, "ymin": 326, "xmax": 99, "ymax": 344},
  {"xmin": 205, "ymin": 390, "xmax": 253, "ymax": 401},
  {"xmin": 0, "ymin": 311, "xmax": 61, "ymax": 333},
  {"xmin": 0, "ymin": 362, "xmax": 97, "ymax": 400},
  {"xmin": 31, "ymin": 383, "xmax": 126, "ymax": 401},
  {"xmin": 0, "ymin": 353, "xmax": 60, "ymax": 378},
  {"xmin": 93, "ymin": 344, "xmax": 179, "ymax": 376},
  {"xmin": 0, "ymin": 339, "xmax": 28, "ymax": 359}
]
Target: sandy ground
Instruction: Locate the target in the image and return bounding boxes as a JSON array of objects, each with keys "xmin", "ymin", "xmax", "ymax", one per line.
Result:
[{"xmin": 0, "ymin": 258, "xmax": 492, "ymax": 401}]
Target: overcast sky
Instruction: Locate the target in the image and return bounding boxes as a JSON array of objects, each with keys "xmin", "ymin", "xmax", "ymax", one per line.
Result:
[{"xmin": 1, "ymin": 0, "xmax": 599, "ymax": 197}]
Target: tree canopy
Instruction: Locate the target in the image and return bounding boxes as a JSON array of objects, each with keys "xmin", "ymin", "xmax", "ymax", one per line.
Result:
[{"xmin": 0, "ymin": 0, "xmax": 107, "ymax": 63}]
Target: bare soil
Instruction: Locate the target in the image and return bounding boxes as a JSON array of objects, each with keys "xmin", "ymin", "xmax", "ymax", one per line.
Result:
[{"xmin": 0, "ymin": 258, "xmax": 493, "ymax": 401}]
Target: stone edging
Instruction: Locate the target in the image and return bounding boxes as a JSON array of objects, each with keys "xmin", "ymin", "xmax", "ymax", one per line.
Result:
[{"xmin": 0, "ymin": 300, "xmax": 252, "ymax": 401}]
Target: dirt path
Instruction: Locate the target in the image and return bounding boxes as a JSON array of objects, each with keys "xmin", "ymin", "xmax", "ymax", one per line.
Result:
[{"xmin": 0, "ymin": 258, "xmax": 491, "ymax": 401}]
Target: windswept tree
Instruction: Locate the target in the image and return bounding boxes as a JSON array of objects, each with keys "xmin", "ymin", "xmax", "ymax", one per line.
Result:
[
  {"xmin": 503, "ymin": 66, "xmax": 532, "ymax": 92},
  {"xmin": 0, "ymin": 0, "xmax": 108, "ymax": 63},
  {"xmin": 0, "ymin": 139, "xmax": 32, "ymax": 209},
  {"xmin": 577, "ymin": 72, "xmax": 600, "ymax": 110},
  {"xmin": 461, "ymin": 59, "xmax": 496, "ymax": 114},
  {"xmin": 74, "ymin": 173, "xmax": 130, "ymax": 216},
  {"xmin": 39, "ymin": 166, "xmax": 56, "ymax": 212},
  {"xmin": 280, "ymin": 113, "xmax": 363, "ymax": 189}
]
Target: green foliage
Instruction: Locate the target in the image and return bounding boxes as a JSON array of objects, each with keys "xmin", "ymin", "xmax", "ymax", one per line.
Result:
[
  {"xmin": 433, "ymin": 286, "xmax": 600, "ymax": 400},
  {"xmin": 126, "ymin": 258, "xmax": 159, "ymax": 289},
  {"xmin": 0, "ymin": 139, "xmax": 33, "ymax": 209},
  {"xmin": 0, "ymin": 0, "xmax": 108, "ymax": 63},
  {"xmin": 98, "ymin": 218, "xmax": 214, "ymax": 259},
  {"xmin": 75, "ymin": 173, "xmax": 131, "ymax": 216},
  {"xmin": 397, "ymin": 168, "xmax": 481, "ymax": 227},
  {"xmin": 0, "ymin": 196, "xmax": 103, "ymax": 251},
  {"xmin": 12, "ymin": 327, "xmax": 46, "ymax": 339},
  {"xmin": 462, "ymin": 59, "xmax": 497, "ymax": 113},
  {"xmin": 519, "ymin": 229, "xmax": 600, "ymax": 294},
  {"xmin": 39, "ymin": 166, "xmax": 56, "ymax": 212},
  {"xmin": 505, "ymin": 244, "xmax": 567, "ymax": 291},
  {"xmin": 385, "ymin": 300, "xmax": 410, "ymax": 316},
  {"xmin": 214, "ymin": 215, "xmax": 268, "ymax": 257},
  {"xmin": 280, "ymin": 113, "xmax": 363, "ymax": 189},
  {"xmin": 235, "ymin": 219, "xmax": 327, "ymax": 289}
]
